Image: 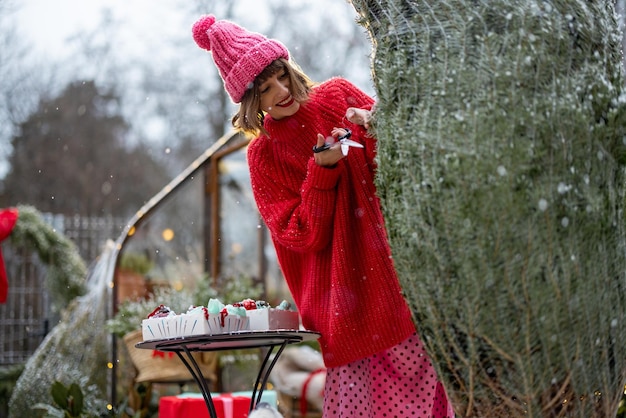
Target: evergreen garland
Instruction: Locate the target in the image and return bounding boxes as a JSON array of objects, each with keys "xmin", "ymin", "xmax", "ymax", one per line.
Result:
[
  {"xmin": 9, "ymin": 205, "xmax": 86, "ymax": 313},
  {"xmin": 350, "ymin": 1, "xmax": 626, "ymax": 416}
]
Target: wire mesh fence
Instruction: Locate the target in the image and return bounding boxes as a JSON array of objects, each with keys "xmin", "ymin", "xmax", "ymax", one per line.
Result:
[{"xmin": 0, "ymin": 213, "xmax": 124, "ymax": 365}]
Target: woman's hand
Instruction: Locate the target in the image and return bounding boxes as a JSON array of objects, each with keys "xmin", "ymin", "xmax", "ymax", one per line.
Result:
[
  {"xmin": 313, "ymin": 133, "xmax": 344, "ymax": 167},
  {"xmin": 346, "ymin": 107, "xmax": 372, "ymax": 129},
  {"xmin": 331, "ymin": 127, "xmax": 350, "ymax": 139}
]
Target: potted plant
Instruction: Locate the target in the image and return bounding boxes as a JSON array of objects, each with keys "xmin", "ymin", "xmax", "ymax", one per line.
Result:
[{"xmin": 116, "ymin": 252, "xmax": 155, "ymax": 302}]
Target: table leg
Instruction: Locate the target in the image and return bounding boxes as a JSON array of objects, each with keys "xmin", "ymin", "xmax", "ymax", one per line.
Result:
[
  {"xmin": 176, "ymin": 347, "xmax": 218, "ymax": 418},
  {"xmin": 249, "ymin": 341, "xmax": 289, "ymax": 412}
]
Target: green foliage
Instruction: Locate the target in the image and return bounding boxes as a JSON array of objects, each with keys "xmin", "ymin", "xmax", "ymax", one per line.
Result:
[
  {"xmin": 0, "ymin": 364, "xmax": 25, "ymax": 416},
  {"xmin": 51, "ymin": 381, "xmax": 84, "ymax": 417},
  {"xmin": 215, "ymin": 273, "xmax": 264, "ymax": 304},
  {"xmin": 118, "ymin": 252, "xmax": 154, "ymax": 276},
  {"xmin": 9, "ymin": 205, "xmax": 87, "ymax": 313},
  {"xmin": 106, "ymin": 273, "xmax": 262, "ymax": 337},
  {"xmin": 106, "ymin": 279, "xmax": 215, "ymax": 337},
  {"xmin": 33, "ymin": 380, "xmax": 112, "ymax": 418},
  {"xmin": 351, "ymin": 0, "xmax": 626, "ymax": 416}
]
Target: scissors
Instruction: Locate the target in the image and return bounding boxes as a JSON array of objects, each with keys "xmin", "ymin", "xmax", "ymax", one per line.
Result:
[{"xmin": 312, "ymin": 129, "xmax": 363, "ymax": 156}]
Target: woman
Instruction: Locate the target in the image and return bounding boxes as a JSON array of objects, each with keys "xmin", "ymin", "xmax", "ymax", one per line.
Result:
[{"xmin": 193, "ymin": 15, "xmax": 454, "ymax": 417}]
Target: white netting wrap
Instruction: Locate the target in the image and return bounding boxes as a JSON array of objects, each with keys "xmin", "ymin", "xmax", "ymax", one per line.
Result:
[{"xmin": 349, "ymin": 0, "xmax": 626, "ymax": 416}]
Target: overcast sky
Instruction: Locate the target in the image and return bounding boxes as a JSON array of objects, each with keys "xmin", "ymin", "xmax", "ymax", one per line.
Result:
[
  {"xmin": 17, "ymin": 0, "xmax": 116, "ymax": 54},
  {"xmin": 14, "ymin": 0, "xmax": 363, "ymax": 59},
  {"xmin": 15, "ymin": 0, "xmax": 195, "ymax": 59}
]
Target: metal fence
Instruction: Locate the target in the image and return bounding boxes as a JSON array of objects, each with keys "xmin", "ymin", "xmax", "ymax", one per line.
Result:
[
  {"xmin": 42, "ymin": 213, "xmax": 126, "ymax": 264},
  {"xmin": 0, "ymin": 213, "xmax": 125, "ymax": 365}
]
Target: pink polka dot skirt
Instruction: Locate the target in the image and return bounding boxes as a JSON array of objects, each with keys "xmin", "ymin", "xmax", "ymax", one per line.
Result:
[{"xmin": 322, "ymin": 332, "xmax": 455, "ymax": 417}]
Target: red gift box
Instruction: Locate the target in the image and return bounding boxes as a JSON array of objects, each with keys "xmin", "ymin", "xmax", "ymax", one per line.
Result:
[{"xmin": 159, "ymin": 393, "xmax": 251, "ymax": 418}]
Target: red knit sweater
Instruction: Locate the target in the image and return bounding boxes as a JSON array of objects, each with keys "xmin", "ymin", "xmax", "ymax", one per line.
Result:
[{"xmin": 247, "ymin": 77, "xmax": 416, "ymax": 368}]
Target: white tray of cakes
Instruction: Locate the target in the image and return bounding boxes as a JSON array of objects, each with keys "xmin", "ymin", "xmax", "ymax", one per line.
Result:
[{"xmin": 141, "ymin": 298, "xmax": 300, "ymax": 341}]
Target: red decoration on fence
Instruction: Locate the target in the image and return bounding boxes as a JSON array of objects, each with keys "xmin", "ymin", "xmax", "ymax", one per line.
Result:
[{"xmin": 0, "ymin": 207, "xmax": 19, "ymax": 303}]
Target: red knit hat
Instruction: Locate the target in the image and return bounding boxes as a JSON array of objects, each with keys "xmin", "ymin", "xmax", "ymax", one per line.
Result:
[
  {"xmin": 0, "ymin": 207, "xmax": 18, "ymax": 303},
  {"xmin": 192, "ymin": 15, "xmax": 289, "ymax": 103}
]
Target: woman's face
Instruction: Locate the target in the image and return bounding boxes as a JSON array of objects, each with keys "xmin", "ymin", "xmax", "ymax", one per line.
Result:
[{"xmin": 258, "ymin": 69, "xmax": 300, "ymax": 120}]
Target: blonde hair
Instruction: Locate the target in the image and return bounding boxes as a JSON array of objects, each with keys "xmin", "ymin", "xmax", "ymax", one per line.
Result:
[{"xmin": 232, "ymin": 58, "xmax": 314, "ymax": 137}]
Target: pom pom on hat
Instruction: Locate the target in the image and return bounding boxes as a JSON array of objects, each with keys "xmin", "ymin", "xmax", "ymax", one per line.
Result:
[
  {"xmin": 192, "ymin": 15, "xmax": 216, "ymax": 51},
  {"xmin": 192, "ymin": 14, "xmax": 289, "ymax": 103}
]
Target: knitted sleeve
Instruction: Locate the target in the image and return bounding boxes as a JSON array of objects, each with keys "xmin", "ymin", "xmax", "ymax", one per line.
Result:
[
  {"xmin": 317, "ymin": 78, "xmax": 378, "ymax": 171},
  {"xmin": 247, "ymin": 136, "xmax": 345, "ymax": 253}
]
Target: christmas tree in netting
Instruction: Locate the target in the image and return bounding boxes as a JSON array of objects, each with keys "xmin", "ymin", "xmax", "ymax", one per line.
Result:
[{"xmin": 349, "ymin": 0, "xmax": 626, "ymax": 416}]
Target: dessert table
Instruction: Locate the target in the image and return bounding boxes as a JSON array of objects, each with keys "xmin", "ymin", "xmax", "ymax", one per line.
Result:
[{"xmin": 136, "ymin": 330, "xmax": 320, "ymax": 418}]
